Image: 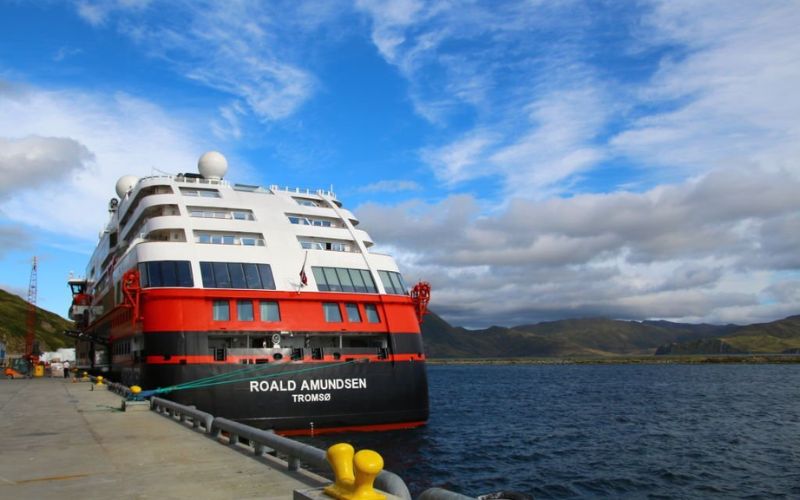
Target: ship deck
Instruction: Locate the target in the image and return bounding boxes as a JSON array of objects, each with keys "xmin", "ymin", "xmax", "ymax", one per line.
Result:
[{"xmin": 0, "ymin": 377, "xmax": 328, "ymax": 499}]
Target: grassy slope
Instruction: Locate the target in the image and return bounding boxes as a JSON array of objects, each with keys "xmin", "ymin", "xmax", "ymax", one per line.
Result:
[{"xmin": 0, "ymin": 288, "xmax": 73, "ymax": 354}]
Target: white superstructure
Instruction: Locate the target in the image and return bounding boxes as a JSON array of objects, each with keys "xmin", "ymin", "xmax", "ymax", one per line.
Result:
[{"xmin": 82, "ymin": 152, "xmax": 405, "ymax": 323}]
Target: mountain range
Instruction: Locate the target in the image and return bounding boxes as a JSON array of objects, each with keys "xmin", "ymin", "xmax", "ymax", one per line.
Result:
[{"xmin": 420, "ymin": 311, "xmax": 800, "ymax": 358}]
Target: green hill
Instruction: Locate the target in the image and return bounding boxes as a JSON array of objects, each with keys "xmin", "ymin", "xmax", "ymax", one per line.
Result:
[
  {"xmin": 421, "ymin": 311, "xmax": 800, "ymax": 358},
  {"xmin": 656, "ymin": 316, "xmax": 800, "ymax": 354},
  {"xmin": 0, "ymin": 288, "xmax": 73, "ymax": 354}
]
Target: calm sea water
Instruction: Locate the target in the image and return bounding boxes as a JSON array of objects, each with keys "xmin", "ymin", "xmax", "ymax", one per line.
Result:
[{"xmin": 300, "ymin": 364, "xmax": 800, "ymax": 499}]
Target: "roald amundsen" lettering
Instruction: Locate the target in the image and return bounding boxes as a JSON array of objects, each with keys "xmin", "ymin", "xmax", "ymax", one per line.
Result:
[{"xmin": 249, "ymin": 378, "xmax": 367, "ymax": 392}]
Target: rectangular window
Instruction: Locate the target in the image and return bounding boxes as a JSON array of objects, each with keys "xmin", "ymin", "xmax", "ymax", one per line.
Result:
[
  {"xmin": 389, "ymin": 272, "xmax": 406, "ymax": 294},
  {"xmin": 161, "ymin": 261, "xmax": 177, "ymax": 286},
  {"xmin": 176, "ymin": 261, "xmax": 193, "ymax": 287},
  {"xmin": 237, "ymin": 300, "xmax": 254, "ymax": 321},
  {"xmin": 243, "ymin": 263, "xmax": 262, "ymax": 289},
  {"xmin": 313, "ymin": 267, "xmax": 327, "ymax": 291},
  {"xmin": 379, "ymin": 270, "xmax": 407, "ymax": 295},
  {"xmin": 257, "ymin": 264, "xmax": 276, "ymax": 290},
  {"xmin": 229, "ymin": 263, "xmax": 247, "ymax": 288},
  {"xmin": 350, "ymin": 269, "xmax": 367, "ymax": 293},
  {"xmin": 200, "ymin": 262, "xmax": 275, "ymax": 290},
  {"xmin": 212, "ymin": 300, "xmax": 230, "ymax": 321},
  {"xmin": 200, "ymin": 261, "xmax": 215, "ymax": 287},
  {"xmin": 180, "ymin": 187, "xmax": 220, "ymax": 198},
  {"xmin": 323, "ymin": 303, "xmax": 342, "ymax": 322},
  {"xmin": 213, "ymin": 262, "xmax": 231, "ymax": 288},
  {"xmin": 310, "ymin": 267, "xmax": 378, "ymax": 294},
  {"xmin": 323, "ymin": 267, "xmax": 342, "ymax": 291},
  {"xmin": 147, "ymin": 261, "xmax": 163, "ymax": 287},
  {"xmin": 345, "ymin": 303, "xmax": 361, "ymax": 322},
  {"xmin": 138, "ymin": 261, "xmax": 195, "ymax": 288},
  {"xmin": 361, "ymin": 270, "xmax": 377, "ymax": 293},
  {"xmin": 336, "ymin": 268, "xmax": 355, "ymax": 293},
  {"xmin": 260, "ymin": 301, "xmax": 280, "ymax": 322},
  {"xmin": 294, "ymin": 198, "xmax": 319, "ymax": 207},
  {"xmin": 364, "ymin": 304, "xmax": 380, "ymax": 323}
]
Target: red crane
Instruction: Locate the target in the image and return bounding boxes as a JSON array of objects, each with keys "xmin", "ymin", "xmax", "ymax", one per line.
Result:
[{"xmin": 25, "ymin": 256, "xmax": 38, "ymax": 364}]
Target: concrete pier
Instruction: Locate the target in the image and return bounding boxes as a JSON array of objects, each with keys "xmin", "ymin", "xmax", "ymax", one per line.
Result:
[{"xmin": 0, "ymin": 378, "xmax": 328, "ymax": 499}]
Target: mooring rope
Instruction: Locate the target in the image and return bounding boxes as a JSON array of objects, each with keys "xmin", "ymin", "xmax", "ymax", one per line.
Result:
[{"xmin": 141, "ymin": 359, "xmax": 359, "ymax": 397}]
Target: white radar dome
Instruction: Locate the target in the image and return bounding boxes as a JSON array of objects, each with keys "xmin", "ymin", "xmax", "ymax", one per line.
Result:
[
  {"xmin": 115, "ymin": 175, "xmax": 139, "ymax": 198},
  {"xmin": 198, "ymin": 151, "xmax": 228, "ymax": 180}
]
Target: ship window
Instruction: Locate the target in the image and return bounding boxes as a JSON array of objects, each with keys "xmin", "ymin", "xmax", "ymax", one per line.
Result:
[
  {"xmin": 229, "ymin": 263, "xmax": 247, "ymax": 288},
  {"xmin": 323, "ymin": 303, "xmax": 342, "ymax": 322},
  {"xmin": 212, "ymin": 300, "xmax": 230, "ymax": 321},
  {"xmin": 257, "ymin": 264, "xmax": 276, "ymax": 289},
  {"xmin": 336, "ymin": 268, "xmax": 355, "ymax": 293},
  {"xmin": 243, "ymin": 263, "xmax": 262, "ymax": 289},
  {"xmin": 260, "ymin": 301, "xmax": 280, "ymax": 322},
  {"xmin": 312, "ymin": 266, "xmax": 377, "ymax": 293},
  {"xmin": 138, "ymin": 261, "xmax": 194, "ymax": 288},
  {"xmin": 237, "ymin": 300, "xmax": 254, "ymax": 321},
  {"xmin": 287, "ymin": 214, "xmax": 334, "ymax": 227},
  {"xmin": 294, "ymin": 198, "xmax": 319, "ymax": 207},
  {"xmin": 181, "ymin": 187, "xmax": 220, "ymax": 198},
  {"xmin": 378, "ymin": 271, "xmax": 408, "ymax": 295},
  {"xmin": 200, "ymin": 262, "xmax": 276, "ymax": 290},
  {"xmin": 213, "ymin": 262, "xmax": 231, "ymax": 288},
  {"xmin": 364, "ymin": 304, "xmax": 380, "ymax": 323},
  {"xmin": 195, "ymin": 231, "xmax": 264, "ymax": 246},
  {"xmin": 345, "ymin": 303, "xmax": 361, "ymax": 322},
  {"xmin": 312, "ymin": 267, "xmax": 326, "ymax": 289}
]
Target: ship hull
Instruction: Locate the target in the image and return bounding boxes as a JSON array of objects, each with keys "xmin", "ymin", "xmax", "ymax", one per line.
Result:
[{"xmin": 144, "ymin": 360, "xmax": 429, "ymax": 433}]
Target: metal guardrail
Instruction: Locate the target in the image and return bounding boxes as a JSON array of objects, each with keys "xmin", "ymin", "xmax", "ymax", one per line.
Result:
[
  {"xmin": 211, "ymin": 417, "xmax": 411, "ymax": 500},
  {"xmin": 84, "ymin": 380, "xmax": 475, "ymax": 500},
  {"xmin": 106, "ymin": 380, "xmax": 133, "ymax": 398},
  {"xmin": 151, "ymin": 397, "xmax": 214, "ymax": 433}
]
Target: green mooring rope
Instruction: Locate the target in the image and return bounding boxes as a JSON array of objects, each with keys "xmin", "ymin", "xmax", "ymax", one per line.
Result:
[{"xmin": 149, "ymin": 359, "xmax": 359, "ymax": 395}]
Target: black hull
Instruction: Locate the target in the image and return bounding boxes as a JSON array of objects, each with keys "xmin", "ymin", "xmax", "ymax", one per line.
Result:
[{"xmin": 142, "ymin": 360, "xmax": 429, "ymax": 432}]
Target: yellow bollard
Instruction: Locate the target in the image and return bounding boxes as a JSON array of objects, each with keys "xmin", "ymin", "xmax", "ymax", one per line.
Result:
[
  {"xmin": 131, "ymin": 385, "xmax": 142, "ymax": 395},
  {"xmin": 95, "ymin": 375, "xmax": 104, "ymax": 386},
  {"xmin": 82, "ymin": 371, "xmax": 89, "ymax": 382},
  {"xmin": 324, "ymin": 443, "xmax": 386, "ymax": 500}
]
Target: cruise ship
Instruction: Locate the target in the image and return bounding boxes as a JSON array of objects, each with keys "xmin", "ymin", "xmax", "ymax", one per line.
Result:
[{"xmin": 67, "ymin": 152, "xmax": 430, "ymax": 434}]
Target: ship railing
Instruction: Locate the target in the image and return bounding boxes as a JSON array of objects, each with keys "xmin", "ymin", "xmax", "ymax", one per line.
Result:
[
  {"xmin": 269, "ymin": 184, "xmax": 337, "ymax": 199},
  {"xmin": 151, "ymin": 396, "xmax": 215, "ymax": 433},
  {"xmin": 211, "ymin": 417, "xmax": 411, "ymax": 500}
]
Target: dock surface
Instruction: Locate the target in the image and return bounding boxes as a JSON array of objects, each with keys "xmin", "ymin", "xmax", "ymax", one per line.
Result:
[{"xmin": 0, "ymin": 378, "xmax": 328, "ymax": 499}]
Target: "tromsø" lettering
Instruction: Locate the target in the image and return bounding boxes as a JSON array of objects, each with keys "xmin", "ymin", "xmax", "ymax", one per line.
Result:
[{"xmin": 249, "ymin": 377, "xmax": 367, "ymax": 393}]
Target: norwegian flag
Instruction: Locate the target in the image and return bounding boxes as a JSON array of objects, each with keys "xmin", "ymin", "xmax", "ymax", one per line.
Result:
[{"xmin": 299, "ymin": 251, "xmax": 309, "ymax": 286}]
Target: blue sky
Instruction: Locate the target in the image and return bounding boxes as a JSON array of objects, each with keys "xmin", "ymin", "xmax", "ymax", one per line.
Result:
[{"xmin": 1, "ymin": 0, "xmax": 799, "ymax": 327}]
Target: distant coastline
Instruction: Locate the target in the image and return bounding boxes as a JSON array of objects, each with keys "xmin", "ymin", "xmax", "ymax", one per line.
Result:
[{"xmin": 427, "ymin": 354, "xmax": 800, "ymax": 365}]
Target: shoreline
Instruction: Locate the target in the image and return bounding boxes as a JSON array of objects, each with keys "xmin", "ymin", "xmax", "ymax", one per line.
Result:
[{"xmin": 427, "ymin": 354, "xmax": 800, "ymax": 365}]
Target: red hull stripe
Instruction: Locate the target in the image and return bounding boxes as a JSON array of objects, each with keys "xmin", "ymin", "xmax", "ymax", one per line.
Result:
[
  {"xmin": 135, "ymin": 288, "xmax": 422, "ymax": 334},
  {"xmin": 145, "ymin": 353, "xmax": 425, "ymax": 364},
  {"xmin": 277, "ymin": 420, "xmax": 428, "ymax": 437}
]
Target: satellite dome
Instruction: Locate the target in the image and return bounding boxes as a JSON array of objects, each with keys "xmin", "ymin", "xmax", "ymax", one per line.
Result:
[
  {"xmin": 198, "ymin": 151, "xmax": 228, "ymax": 180},
  {"xmin": 115, "ymin": 175, "xmax": 139, "ymax": 198}
]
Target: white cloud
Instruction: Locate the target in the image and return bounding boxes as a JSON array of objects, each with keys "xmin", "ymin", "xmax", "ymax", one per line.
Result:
[
  {"xmin": 357, "ymin": 167, "xmax": 800, "ymax": 326},
  {"xmin": 612, "ymin": 1, "xmax": 800, "ymax": 174},
  {"xmin": 0, "ymin": 136, "xmax": 94, "ymax": 195},
  {"xmin": 0, "ymin": 81, "xmax": 207, "ymax": 239},
  {"xmin": 75, "ymin": 0, "xmax": 316, "ymax": 122}
]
